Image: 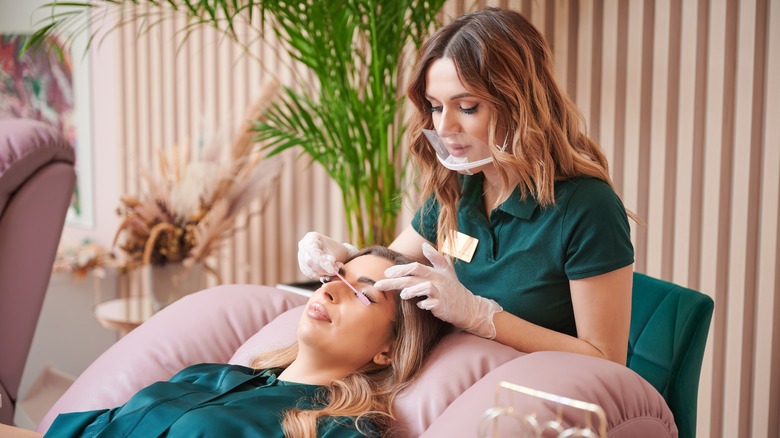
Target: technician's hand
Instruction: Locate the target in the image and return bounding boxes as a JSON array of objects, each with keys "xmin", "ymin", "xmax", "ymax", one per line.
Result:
[
  {"xmin": 297, "ymin": 232, "xmax": 357, "ymax": 278},
  {"xmin": 374, "ymin": 243, "xmax": 503, "ymax": 339}
]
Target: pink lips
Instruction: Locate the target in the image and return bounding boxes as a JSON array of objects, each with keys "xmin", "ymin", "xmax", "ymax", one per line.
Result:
[
  {"xmin": 307, "ymin": 302, "xmax": 332, "ymax": 323},
  {"xmin": 447, "ymin": 143, "xmax": 469, "ymax": 157}
]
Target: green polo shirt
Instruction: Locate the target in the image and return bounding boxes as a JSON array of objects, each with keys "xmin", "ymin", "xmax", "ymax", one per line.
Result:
[{"xmin": 412, "ymin": 175, "xmax": 634, "ymax": 337}]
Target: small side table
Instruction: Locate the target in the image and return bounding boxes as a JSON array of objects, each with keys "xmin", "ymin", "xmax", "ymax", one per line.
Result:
[{"xmin": 94, "ymin": 297, "xmax": 154, "ymax": 337}]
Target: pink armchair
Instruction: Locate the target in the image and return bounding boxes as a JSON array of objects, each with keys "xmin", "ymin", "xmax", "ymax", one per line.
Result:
[
  {"xmin": 37, "ymin": 285, "xmax": 677, "ymax": 437},
  {"xmin": 0, "ymin": 119, "xmax": 76, "ymax": 425}
]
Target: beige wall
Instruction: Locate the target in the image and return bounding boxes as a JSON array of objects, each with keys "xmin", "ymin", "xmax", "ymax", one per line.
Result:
[{"xmin": 90, "ymin": 0, "xmax": 778, "ymax": 436}]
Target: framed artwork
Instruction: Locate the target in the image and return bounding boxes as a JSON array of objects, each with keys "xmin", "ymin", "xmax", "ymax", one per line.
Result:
[{"xmin": 0, "ymin": 32, "xmax": 94, "ymax": 227}]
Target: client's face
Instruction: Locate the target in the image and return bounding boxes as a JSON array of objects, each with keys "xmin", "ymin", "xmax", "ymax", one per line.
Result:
[{"xmin": 297, "ymin": 254, "xmax": 399, "ymax": 370}]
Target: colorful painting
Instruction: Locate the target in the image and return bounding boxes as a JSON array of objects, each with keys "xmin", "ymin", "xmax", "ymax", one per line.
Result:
[{"xmin": 0, "ymin": 34, "xmax": 89, "ymax": 224}]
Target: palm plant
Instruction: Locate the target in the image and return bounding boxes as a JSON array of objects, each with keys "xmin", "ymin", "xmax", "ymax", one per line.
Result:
[{"xmin": 26, "ymin": 0, "xmax": 447, "ymax": 247}]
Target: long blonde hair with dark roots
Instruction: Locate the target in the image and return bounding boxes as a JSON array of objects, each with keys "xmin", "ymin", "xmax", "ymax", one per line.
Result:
[
  {"xmin": 407, "ymin": 7, "xmax": 634, "ymax": 245},
  {"xmin": 250, "ymin": 246, "xmax": 450, "ymax": 437}
]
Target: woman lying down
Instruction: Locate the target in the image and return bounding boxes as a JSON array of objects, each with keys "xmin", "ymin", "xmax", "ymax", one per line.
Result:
[{"xmin": 2, "ymin": 246, "xmax": 450, "ymax": 438}]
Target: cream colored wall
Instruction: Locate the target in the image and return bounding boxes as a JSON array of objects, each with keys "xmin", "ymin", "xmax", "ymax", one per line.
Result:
[{"xmin": 93, "ymin": 0, "xmax": 778, "ymax": 436}]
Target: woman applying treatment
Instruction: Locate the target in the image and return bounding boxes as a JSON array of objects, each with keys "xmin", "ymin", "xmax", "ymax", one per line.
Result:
[{"xmin": 298, "ymin": 7, "xmax": 634, "ymax": 366}]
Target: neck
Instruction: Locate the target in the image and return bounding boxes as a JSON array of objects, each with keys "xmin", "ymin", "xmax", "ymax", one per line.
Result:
[
  {"xmin": 278, "ymin": 352, "xmax": 352, "ymax": 386},
  {"xmin": 480, "ymin": 167, "xmax": 518, "ymax": 204},
  {"xmin": 480, "ymin": 165, "xmax": 516, "ymax": 189}
]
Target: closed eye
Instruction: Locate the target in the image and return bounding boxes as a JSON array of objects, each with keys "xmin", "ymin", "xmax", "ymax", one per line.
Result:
[
  {"xmin": 460, "ymin": 104, "xmax": 479, "ymax": 114},
  {"xmin": 358, "ymin": 290, "xmax": 376, "ymax": 304},
  {"xmin": 425, "ymin": 104, "xmax": 479, "ymax": 115}
]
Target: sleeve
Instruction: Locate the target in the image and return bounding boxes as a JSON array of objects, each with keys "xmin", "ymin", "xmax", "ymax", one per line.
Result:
[
  {"xmin": 411, "ymin": 195, "xmax": 440, "ymax": 244},
  {"xmin": 562, "ymin": 179, "xmax": 634, "ymax": 280}
]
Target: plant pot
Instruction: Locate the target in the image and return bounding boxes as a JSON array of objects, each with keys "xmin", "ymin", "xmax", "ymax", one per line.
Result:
[{"xmin": 143, "ymin": 263, "xmax": 203, "ymax": 311}]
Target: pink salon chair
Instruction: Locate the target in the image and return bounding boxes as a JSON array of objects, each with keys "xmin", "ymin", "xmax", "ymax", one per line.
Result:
[
  {"xmin": 0, "ymin": 118, "xmax": 76, "ymax": 424},
  {"xmin": 38, "ymin": 285, "xmax": 679, "ymax": 437}
]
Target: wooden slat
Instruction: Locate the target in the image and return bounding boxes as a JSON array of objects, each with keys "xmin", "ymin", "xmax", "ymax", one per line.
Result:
[
  {"xmin": 759, "ymin": 4, "xmax": 780, "ymax": 437},
  {"xmin": 597, "ymin": 0, "xmax": 618, "ymax": 175},
  {"xmin": 646, "ymin": 0, "xmax": 670, "ymax": 278}
]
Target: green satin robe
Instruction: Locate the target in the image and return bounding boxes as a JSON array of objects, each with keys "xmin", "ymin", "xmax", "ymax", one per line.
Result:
[{"xmin": 45, "ymin": 363, "xmax": 374, "ymax": 437}]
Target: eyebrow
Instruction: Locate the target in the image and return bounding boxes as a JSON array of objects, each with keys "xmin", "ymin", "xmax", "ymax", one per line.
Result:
[
  {"xmin": 425, "ymin": 92, "xmax": 476, "ymax": 101},
  {"xmin": 356, "ymin": 275, "xmax": 376, "ymax": 285}
]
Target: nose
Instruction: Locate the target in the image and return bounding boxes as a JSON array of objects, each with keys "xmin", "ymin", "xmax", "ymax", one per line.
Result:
[
  {"xmin": 436, "ymin": 107, "xmax": 459, "ymax": 135},
  {"xmin": 320, "ymin": 281, "xmax": 348, "ymax": 303}
]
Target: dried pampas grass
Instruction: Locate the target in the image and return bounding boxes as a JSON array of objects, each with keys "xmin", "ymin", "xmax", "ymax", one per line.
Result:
[{"xmin": 113, "ymin": 79, "xmax": 282, "ymax": 272}]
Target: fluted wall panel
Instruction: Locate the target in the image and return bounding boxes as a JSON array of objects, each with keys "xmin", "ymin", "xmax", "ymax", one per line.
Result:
[{"xmin": 113, "ymin": 1, "xmax": 779, "ymax": 436}]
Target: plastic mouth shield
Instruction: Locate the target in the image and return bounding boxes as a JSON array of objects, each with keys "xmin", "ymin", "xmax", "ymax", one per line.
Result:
[{"xmin": 422, "ymin": 129, "xmax": 494, "ymax": 174}]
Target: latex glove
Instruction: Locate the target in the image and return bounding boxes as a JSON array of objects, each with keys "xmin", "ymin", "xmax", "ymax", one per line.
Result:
[
  {"xmin": 374, "ymin": 242, "xmax": 503, "ymax": 339},
  {"xmin": 297, "ymin": 232, "xmax": 358, "ymax": 278}
]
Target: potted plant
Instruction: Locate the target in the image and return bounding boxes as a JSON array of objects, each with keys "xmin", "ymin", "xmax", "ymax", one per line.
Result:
[{"xmin": 26, "ymin": 0, "xmax": 447, "ymax": 247}]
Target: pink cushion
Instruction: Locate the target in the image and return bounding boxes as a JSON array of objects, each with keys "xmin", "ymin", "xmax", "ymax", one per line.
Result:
[
  {"xmin": 229, "ymin": 305, "xmax": 303, "ymax": 365},
  {"xmin": 422, "ymin": 351, "xmax": 678, "ymax": 437},
  {"xmin": 393, "ymin": 332, "xmax": 523, "ymax": 437},
  {"xmin": 38, "ymin": 285, "xmax": 676, "ymax": 437}
]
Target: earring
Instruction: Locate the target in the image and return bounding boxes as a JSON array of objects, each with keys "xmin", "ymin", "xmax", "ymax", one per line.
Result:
[{"xmin": 497, "ymin": 133, "xmax": 509, "ymax": 152}]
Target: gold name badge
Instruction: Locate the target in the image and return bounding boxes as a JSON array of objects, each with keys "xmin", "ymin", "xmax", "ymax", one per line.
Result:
[{"xmin": 440, "ymin": 231, "xmax": 479, "ymax": 263}]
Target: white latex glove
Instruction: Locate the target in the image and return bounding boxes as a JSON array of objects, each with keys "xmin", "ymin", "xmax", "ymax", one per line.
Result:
[
  {"xmin": 297, "ymin": 232, "xmax": 358, "ymax": 278},
  {"xmin": 374, "ymin": 242, "xmax": 503, "ymax": 339}
]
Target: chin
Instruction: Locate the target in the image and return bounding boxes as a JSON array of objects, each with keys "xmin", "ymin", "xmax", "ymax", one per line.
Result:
[{"xmin": 295, "ymin": 321, "xmax": 321, "ymax": 343}]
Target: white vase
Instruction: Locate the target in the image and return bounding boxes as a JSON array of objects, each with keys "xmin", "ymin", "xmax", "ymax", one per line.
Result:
[{"xmin": 144, "ymin": 263, "xmax": 203, "ymax": 311}]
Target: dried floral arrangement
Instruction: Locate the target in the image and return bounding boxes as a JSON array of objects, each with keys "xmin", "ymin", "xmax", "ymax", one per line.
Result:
[
  {"xmin": 53, "ymin": 239, "xmax": 111, "ymax": 280},
  {"xmin": 113, "ymin": 81, "xmax": 282, "ymax": 274}
]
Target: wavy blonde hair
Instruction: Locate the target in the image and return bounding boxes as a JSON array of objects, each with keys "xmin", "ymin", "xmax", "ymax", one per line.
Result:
[
  {"xmin": 407, "ymin": 7, "xmax": 635, "ymax": 245},
  {"xmin": 250, "ymin": 246, "xmax": 450, "ymax": 437}
]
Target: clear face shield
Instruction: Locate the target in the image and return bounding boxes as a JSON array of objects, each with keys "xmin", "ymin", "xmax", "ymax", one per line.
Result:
[{"xmin": 422, "ymin": 129, "xmax": 504, "ymax": 175}]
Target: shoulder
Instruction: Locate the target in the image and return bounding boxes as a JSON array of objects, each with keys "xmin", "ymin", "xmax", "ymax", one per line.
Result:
[
  {"xmin": 558, "ymin": 177, "xmax": 620, "ymax": 202},
  {"xmin": 557, "ymin": 177, "xmax": 627, "ymax": 219}
]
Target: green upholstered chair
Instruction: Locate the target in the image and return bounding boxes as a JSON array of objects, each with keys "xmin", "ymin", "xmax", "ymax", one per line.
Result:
[{"xmin": 627, "ymin": 272, "xmax": 714, "ymax": 438}]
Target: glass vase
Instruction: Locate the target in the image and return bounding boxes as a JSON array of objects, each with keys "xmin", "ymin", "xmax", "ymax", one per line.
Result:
[{"xmin": 143, "ymin": 262, "xmax": 203, "ymax": 311}]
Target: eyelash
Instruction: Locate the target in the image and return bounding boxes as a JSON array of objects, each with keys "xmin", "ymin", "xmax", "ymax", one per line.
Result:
[
  {"xmin": 359, "ymin": 290, "xmax": 376, "ymax": 304},
  {"xmin": 427, "ymin": 104, "xmax": 479, "ymax": 115},
  {"xmin": 320, "ymin": 277, "xmax": 376, "ymax": 304}
]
